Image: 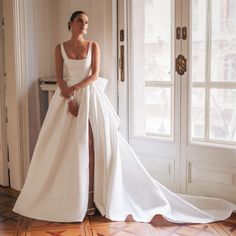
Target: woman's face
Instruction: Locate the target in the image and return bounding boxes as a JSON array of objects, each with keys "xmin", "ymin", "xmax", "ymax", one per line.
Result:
[{"xmin": 71, "ymin": 13, "xmax": 89, "ymax": 34}]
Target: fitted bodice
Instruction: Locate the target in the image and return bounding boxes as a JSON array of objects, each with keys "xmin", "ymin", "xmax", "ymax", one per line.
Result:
[{"xmin": 61, "ymin": 42, "xmax": 92, "ymax": 86}]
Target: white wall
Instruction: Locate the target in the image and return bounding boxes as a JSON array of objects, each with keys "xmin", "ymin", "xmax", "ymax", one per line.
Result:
[{"xmin": 24, "ymin": 0, "xmax": 117, "ymax": 155}]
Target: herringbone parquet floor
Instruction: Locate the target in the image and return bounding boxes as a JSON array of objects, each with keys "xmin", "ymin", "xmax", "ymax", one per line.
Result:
[{"xmin": 0, "ymin": 186, "xmax": 235, "ymax": 236}]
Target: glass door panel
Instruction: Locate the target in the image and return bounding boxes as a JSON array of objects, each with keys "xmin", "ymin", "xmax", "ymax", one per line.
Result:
[
  {"xmin": 181, "ymin": 0, "xmax": 236, "ymax": 202},
  {"xmin": 119, "ymin": 0, "xmax": 236, "ymax": 201},
  {"xmin": 118, "ymin": 0, "xmax": 181, "ymax": 191},
  {"xmin": 191, "ymin": 0, "xmax": 236, "ymax": 145},
  {"xmin": 131, "ymin": 0, "xmax": 174, "ymax": 139}
]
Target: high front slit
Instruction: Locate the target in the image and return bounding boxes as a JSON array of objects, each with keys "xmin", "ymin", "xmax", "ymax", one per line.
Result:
[{"xmin": 87, "ymin": 121, "xmax": 95, "ymax": 215}]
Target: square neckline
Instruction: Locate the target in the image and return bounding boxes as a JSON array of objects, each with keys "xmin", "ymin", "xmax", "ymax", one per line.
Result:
[{"xmin": 61, "ymin": 41, "xmax": 91, "ymax": 61}]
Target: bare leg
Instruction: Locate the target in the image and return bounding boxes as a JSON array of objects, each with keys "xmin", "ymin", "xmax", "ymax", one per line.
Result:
[{"xmin": 87, "ymin": 121, "xmax": 96, "ymax": 215}]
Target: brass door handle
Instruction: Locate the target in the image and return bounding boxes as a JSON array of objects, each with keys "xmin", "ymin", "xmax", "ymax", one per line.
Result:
[
  {"xmin": 182, "ymin": 27, "xmax": 187, "ymax": 40},
  {"xmin": 176, "ymin": 26, "xmax": 187, "ymax": 40},
  {"xmin": 119, "ymin": 45, "xmax": 125, "ymax": 82},
  {"xmin": 175, "ymin": 54, "xmax": 187, "ymax": 75},
  {"xmin": 176, "ymin": 27, "xmax": 181, "ymax": 40}
]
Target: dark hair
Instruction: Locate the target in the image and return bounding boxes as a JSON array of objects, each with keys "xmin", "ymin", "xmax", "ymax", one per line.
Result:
[{"xmin": 68, "ymin": 11, "xmax": 87, "ymax": 31}]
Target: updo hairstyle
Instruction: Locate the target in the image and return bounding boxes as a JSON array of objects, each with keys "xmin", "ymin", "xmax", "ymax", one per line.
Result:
[{"xmin": 67, "ymin": 10, "xmax": 87, "ymax": 31}]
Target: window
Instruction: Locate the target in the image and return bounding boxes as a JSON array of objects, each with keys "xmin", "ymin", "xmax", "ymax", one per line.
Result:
[{"xmin": 191, "ymin": 0, "xmax": 236, "ymax": 144}]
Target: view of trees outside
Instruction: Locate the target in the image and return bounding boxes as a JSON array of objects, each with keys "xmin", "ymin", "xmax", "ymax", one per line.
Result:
[{"xmin": 191, "ymin": 0, "xmax": 236, "ymax": 143}]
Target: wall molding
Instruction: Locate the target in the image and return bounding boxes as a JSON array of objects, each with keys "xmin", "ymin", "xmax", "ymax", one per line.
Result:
[{"xmin": 12, "ymin": 0, "xmax": 30, "ymax": 189}]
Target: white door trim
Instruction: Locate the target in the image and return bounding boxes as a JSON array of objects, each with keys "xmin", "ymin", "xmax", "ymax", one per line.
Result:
[
  {"xmin": 13, "ymin": 0, "xmax": 30, "ymax": 189},
  {"xmin": 4, "ymin": 0, "xmax": 30, "ymax": 190},
  {"xmin": 0, "ymin": 0, "xmax": 8, "ymax": 186},
  {"xmin": 117, "ymin": 0, "xmax": 129, "ymax": 140}
]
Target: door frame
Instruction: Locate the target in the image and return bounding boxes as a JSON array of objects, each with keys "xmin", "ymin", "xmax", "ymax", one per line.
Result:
[
  {"xmin": 0, "ymin": 0, "xmax": 8, "ymax": 186},
  {"xmin": 117, "ymin": 0, "xmax": 129, "ymax": 140},
  {"xmin": 3, "ymin": 0, "xmax": 30, "ymax": 190},
  {"xmin": 180, "ymin": 0, "xmax": 236, "ymax": 203},
  {"xmin": 117, "ymin": 0, "xmax": 236, "ymax": 202},
  {"xmin": 117, "ymin": 0, "xmax": 183, "ymax": 192}
]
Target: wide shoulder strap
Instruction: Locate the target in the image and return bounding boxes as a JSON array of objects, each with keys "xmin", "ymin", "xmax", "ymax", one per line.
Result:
[
  {"xmin": 88, "ymin": 41, "xmax": 93, "ymax": 57},
  {"xmin": 60, "ymin": 43, "xmax": 67, "ymax": 60}
]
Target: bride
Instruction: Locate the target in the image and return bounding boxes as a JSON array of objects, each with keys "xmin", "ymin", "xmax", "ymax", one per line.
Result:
[{"xmin": 12, "ymin": 10, "xmax": 236, "ymax": 223}]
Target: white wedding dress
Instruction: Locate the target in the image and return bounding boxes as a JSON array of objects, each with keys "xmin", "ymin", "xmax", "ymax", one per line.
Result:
[{"xmin": 13, "ymin": 41, "xmax": 236, "ymax": 223}]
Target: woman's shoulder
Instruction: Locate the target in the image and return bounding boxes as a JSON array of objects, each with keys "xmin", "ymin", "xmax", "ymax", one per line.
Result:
[
  {"xmin": 55, "ymin": 40, "xmax": 99, "ymax": 51},
  {"xmin": 55, "ymin": 41, "xmax": 69, "ymax": 55},
  {"xmin": 60, "ymin": 40, "xmax": 70, "ymax": 47},
  {"xmin": 55, "ymin": 43, "xmax": 63, "ymax": 56},
  {"xmin": 90, "ymin": 40, "xmax": 100, "ymax": 51},
  {"xmin": 55, "ymin": 41, "xmax": 66, "ymax": 51},
  {"xmin": 57, "ymin": 40, "xmax": 73, "ymax": 49}
]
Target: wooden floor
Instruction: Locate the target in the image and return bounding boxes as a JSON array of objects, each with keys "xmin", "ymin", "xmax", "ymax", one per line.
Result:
[{"xmin": 0, "ymin": 186, "xmax": 235, "ymax": 236}]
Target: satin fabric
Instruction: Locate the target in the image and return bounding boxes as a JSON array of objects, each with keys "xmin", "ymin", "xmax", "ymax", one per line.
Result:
[{"xmin": 13, "ymin": 42, "xmax": 236, "ymax": 223}]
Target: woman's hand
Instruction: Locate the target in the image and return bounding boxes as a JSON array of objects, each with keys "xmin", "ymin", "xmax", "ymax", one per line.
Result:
[
  {"xmin": 61, "ymin": 87, "xmax": 74, "ymax": 98},
  {"xmin": 68, "ymin": 99, "xmax": 79, "ymax": 117},
  {"xmin": 61, "ymin": 84, "xmax": 81, "ymax": 98}
]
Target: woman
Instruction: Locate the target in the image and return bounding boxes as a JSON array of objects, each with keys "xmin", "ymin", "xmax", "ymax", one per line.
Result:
[
  {"xmin": 13, "ymin": 10, "xmax": 236, "ymax": 223},
  {"xmin": 54, "ymin": 11, "xmax": 99, "ymax": 216}
]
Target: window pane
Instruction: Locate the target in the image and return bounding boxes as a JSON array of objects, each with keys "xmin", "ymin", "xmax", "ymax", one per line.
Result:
[
  {"xmin": 211, "ymin": 0, "xmax": 236, "ymax": 82},
  {"xmin": 191, "ymin": 0, "xmax": 207, "ymax": 82},
  {"xmin": 145, "ymin": 87, "xmax": 171, "ymax": 136},
  {"xmin": 191, "ymin": 0, "xmax": 236, "ymax": 146},
  {"xmin": 132, "ymin": 0, "xmax": 173, "ymax": 139},
  {"xmin": 145, "ymin": 0, "xmax": 171, "ymax": 81},
  {"xmin": 191, "ymin": 88, "xmax": 205, "ymax": 139},
  {"xmin": 210, "ymin": 89, "xmax": 236, "ymax": 142}
]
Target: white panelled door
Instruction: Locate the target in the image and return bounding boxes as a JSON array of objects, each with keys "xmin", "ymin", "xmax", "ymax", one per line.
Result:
[
  {"xmin": 118, "ymin": 0, "xmax": 236, "ymax": 202},
  {"xmin": 181, "ymin": 0, "xmax": 236, "ymax": 202},
  {"xmin": 118, "ymin": 0, "xmax": 182, "ymax": 192}
]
